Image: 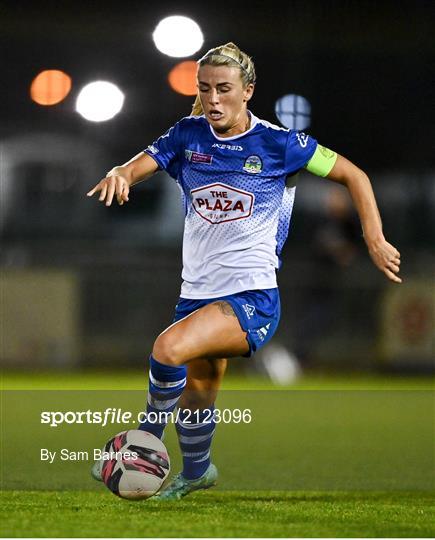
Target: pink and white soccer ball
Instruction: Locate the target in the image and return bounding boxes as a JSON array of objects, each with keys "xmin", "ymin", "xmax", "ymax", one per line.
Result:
[{"xmin": 101, "ymin": 430, "xmax": 170, "ymax": 500}]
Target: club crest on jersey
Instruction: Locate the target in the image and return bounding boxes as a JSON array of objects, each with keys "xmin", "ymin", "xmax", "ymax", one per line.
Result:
[
  {"xmin": 243, "ymin": 155, "xmax": 262, "ymax": 174},
  {"xmin": 185, "ymin": 149, "xmax": 213, "ymax": 164},
  {"xmin": 191, "ymin": 183, "xmax": 254, "ymax": 224}
]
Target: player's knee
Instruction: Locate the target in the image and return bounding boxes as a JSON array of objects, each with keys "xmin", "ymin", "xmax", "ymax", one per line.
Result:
[{"xmin": 152, "ymin": 333, "xmax": 185, "ymax": 366}]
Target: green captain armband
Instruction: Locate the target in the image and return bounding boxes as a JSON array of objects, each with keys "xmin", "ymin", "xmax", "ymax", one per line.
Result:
[{"xmin": 305, "ymin": 144, "xmax": 338, "ymax": 177}]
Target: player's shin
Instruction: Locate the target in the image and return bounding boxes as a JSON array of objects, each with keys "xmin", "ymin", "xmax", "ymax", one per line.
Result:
[
  {"xmin": 176, "ymin": 406, "xmax": 216, "ymax": 480},
  {"xmin": 138, "ymin": 355, "xmax": 187, "ymax": 439}
]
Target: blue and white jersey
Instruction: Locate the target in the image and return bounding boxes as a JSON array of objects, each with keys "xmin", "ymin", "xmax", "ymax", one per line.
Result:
[{"xmin": 144, "ymin": 112, "xmax": 317, "ymax": 299}]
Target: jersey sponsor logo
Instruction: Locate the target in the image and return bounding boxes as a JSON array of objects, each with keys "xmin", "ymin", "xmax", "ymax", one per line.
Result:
[
  {"xmin": 185, "ymin": 149, "xmax": 213, "ymax": 164},
  {"xmin": 147, "ymin": 144, "xmax": 159, "ymax": 154},
  {"xmin": 243, "ymin": 155, "xmax": 263, "ymax": 174},
  {"xmin": 296, "ymin": 132, "xmax": 309, "ymax": 148},
  {"xmin": 211, "ymin": 143, "xmax": 243, "ymax": 151},
  {"xmin": 243, "ymin": 304, "xmax": 256, "ymax": 319},
  {"xmin": 191, "ymin": 183, "xmax": 255, "ymax": 224}
]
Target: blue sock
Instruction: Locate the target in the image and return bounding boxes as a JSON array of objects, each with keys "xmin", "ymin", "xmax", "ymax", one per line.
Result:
[
  {"xmin": 176, "ymin": 406, "xmax": 216, "ymax": 480},
  {"xmin": 138, "ymin": 355, "xmax": 187, "ymax": 439}
]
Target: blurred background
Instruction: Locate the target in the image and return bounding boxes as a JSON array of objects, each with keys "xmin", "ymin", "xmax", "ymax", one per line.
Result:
[{"xmin": 1, "ymin": 0, "xmax": 434, "ymax": 379}]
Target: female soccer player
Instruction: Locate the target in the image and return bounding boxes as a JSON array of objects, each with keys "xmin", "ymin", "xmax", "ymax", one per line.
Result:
[{"xmin": 87, "ymin": 42, "xmax": 401, "ymax": 499}]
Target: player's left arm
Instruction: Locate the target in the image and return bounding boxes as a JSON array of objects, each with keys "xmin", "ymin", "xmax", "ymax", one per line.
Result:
[{"xmin": 305, "ymin": 147, "xmax": 402, "ymax": 283}]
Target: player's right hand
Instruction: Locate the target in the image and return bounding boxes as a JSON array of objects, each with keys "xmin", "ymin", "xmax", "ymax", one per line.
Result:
[
  {"xmin": 86, "ymin": 174, "xmax": 130, "ymax": 206},
  {"xmin": 367, "ymin": 237, "xmax": 402, "ymax": 284}
]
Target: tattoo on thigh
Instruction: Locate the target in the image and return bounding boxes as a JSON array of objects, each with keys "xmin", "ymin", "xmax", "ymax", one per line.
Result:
[{"xmin": 214, "ymin": 301, "xmax": 237, "ymax": 317}]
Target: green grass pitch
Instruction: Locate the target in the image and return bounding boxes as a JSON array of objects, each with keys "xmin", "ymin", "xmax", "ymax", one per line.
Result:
[{"xmin": 1, "ymin": 371, "xmax": 434, "ymax": 537}]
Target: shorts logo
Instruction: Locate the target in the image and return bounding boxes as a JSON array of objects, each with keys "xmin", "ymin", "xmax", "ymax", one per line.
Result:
[
  {"xmin": 243, "ymin": 155, "xmax": 262, "ymax": 174},
  {"xmin": 191, "ymin": 183, "xmax": 254, "ymax": 224},
  {"xmin": 257, "ymin": 323, "xmax": 271, "ymax": 341},
  {"xmin": 147, "ymin": 145, "xmax": 159, "ymax": 154},
  {"xmin": 185, "ymin": 149, "xmax": 213, "ymax": 164},
  {"xmin": 296, "ymin": 132, "xmax": 309, "ymax": 148},
  {"xmin": 243, "ymin": 304, "xmax": 256, "ymax": 319}
]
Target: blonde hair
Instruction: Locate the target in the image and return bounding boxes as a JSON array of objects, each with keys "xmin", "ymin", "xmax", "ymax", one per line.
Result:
[{"xmin": 191, "ymin": 42, "xmax": 256, "ymax": 116}]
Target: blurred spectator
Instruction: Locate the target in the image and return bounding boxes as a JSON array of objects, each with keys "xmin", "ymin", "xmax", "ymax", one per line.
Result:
[
  {"xmin": 316, "ymin": 186, "xmax": 362, "ymax": 268},
  {"xmin": 295, "ymin": 185, "xmax": 364, "ymax": 364}
]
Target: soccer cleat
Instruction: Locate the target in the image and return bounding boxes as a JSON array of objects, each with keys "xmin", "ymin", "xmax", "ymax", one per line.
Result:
[{"xmin": 153, "ymin": 463, "xmax": 218, "ymax": 501}]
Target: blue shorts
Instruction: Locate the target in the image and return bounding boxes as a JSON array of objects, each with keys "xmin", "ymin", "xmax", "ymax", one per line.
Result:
[{"xmin": 173, "ymin": 288, "xmax": 281, "ymax": 356}]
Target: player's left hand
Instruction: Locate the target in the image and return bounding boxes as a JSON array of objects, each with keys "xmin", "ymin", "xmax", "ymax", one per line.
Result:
[{"xmin": 367, "ymin": 237, "xmax": 402, "ymax": 283}]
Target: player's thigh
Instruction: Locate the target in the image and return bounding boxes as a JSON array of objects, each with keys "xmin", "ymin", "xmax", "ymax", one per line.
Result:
[
  {"xmin": 179, "ymin": 357, "xmax": 227, "ymax": 410},
  {"xmin": 152, "ymin": 301, "xmax": 249, "ymax": 365}
]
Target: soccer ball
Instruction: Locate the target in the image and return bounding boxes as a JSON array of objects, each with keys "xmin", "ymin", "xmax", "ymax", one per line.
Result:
[{"xmin": 101, "ymin": 430, "xmax": 170, "ymax": 500}]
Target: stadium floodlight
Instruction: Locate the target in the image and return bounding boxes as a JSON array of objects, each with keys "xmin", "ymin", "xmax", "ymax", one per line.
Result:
[
  {"xmin": 152, "ymin": 15, "xmax": 204, "ymax": 57},
  {"xmin": 275, "ymin": 94, "xmax": 311, "ymax": 130},
  {"xmin": 76, "ymin": 81, "xmax": 124, "ymax": 122},
  {"xmin": 30, "ymin": 69, "xmax": 72, "ymax": 106},
  {"xmin": 168, "ymin": 61, "xmax": 198, "ymax": 95}
]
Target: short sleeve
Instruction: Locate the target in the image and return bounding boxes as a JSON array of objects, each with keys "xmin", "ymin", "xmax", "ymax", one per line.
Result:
[
  {"xmin": 284, "ymin": 130, "xmax": 318, "ymax": 175},
  {"xmin": 144, "ymin": 121, "xmax": 184, "ymax": 179}
]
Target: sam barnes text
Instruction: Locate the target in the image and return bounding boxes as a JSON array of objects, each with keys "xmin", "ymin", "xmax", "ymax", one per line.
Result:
[{"xmin": 40, "ymin": 448, "xmax": 138, "ymax": 463}]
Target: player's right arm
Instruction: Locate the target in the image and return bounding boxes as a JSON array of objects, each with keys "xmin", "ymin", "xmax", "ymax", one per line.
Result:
[{"xmin": 86, "ymin": 152, "xmax": 159, "ymax": 206}]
